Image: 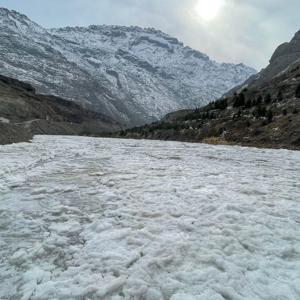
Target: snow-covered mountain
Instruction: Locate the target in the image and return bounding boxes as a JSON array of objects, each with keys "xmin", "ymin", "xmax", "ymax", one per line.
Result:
[{"xmin": 0, "ymin": 8, "xmax": 256, "ymax": 125}]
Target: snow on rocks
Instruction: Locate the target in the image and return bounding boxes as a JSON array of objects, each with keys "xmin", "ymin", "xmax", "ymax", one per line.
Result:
[
  {"xmin": 0, "ymin": 135, "xmax": 299, "ymax": 299},
  {"xmin": 0, "ymin": 8, "xmax": 256, "ymax": 125}
]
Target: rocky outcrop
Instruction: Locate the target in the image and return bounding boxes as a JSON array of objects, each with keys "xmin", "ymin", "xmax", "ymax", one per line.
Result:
[
  {"xmin": 270, "ymin": 30, "xmax": 300, "ymax": 64},
  {"xmin": 0, "ymin": 75, "xmax": 121, "ymax": 144},
  {"xmin": 0, "ymin": 7, "xmax": 256, "ymax": 126},
  {"xmin": 229, "ymin": 30, "xmax": 300, "ymax": 94}
]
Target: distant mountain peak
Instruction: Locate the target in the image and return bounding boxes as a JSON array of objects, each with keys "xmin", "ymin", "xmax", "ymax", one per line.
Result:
[
  {"xmin": 0, "ymin": 8, "xmax": 256, "ymax": 125},
  {"xmin": 0, "ymin": 7, "xmax": 44, "ymax": 34},
  {"xmin": 0, "ymin": 7, "xmax": 31, "ymax": 24},
  {"xmin": 292, "ymin": 29, "xmax": 300, "ymax": 41}
]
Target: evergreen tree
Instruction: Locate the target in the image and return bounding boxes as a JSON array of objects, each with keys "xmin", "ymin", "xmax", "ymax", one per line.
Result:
[
  {"xmin": 257, "ymin": 95, "xmax": 263, "ymax": 105},
  {"xmin": 264, "ymin": 94, "xmax": 272, "ymax": 104},
  {"xmin": 277, "ymin": 90, "xmax": 283, "ymax": 102},
  {"xmin": 245, "ymin": 99, "xmax": 252, "ymax": 108},
  {"xmin": 254, "ymin": 106, "xmax": 266, "ymax": 117},
  {"xmin": 215, "ymin": 98, "xmax": 228, "ymax": 110},
  {"xmin": 267, "ymin": 110, "xmax": 273, "ymax": 123},
  {"xmin": 296, "ymin": 83, "xmax": 300, "ymax": 98},
  {"xmin": 233, "ymin": 93, "xmax": 245, "ymax": 107}
]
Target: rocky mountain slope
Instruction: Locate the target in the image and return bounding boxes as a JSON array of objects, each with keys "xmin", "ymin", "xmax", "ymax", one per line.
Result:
[
  {"xmin": 228, "ymin": 29, "xmax": 300, "ymax": 94},
  {"xmin": 0, "ymin": 75, "xmax": 120, "ymax": 144},
  {"xmin": 117, "ymin": 32, "xmax": 300, "ymax": 150},
  {"xmin": 0, "ymin": 7, "xmax": 256, "ymax": 126}
]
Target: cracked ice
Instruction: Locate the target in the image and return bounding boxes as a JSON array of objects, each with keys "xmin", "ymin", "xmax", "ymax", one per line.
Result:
[{"xmin": 0, "ymin": 136, "xmax": 300, "ymax": 299}]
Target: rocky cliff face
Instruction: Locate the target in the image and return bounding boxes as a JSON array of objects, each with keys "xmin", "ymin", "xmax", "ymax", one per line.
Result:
[
  {"xmin": 0, "ymin": 75, "xmax": 120, "ymax": 144},
  {"xmin": 254, "ymin": 30, "xmax": 300, "ymax": 85},
  {"xmin": 229, "ymin": 30, "xmax": 300, "ymax": 94},
  {"xmin": 0, "ymin": 7, "xmax": 256, "ymax": 126}
]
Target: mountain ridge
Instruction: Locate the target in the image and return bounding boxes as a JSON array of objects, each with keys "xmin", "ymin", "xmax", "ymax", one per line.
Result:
[
  {"xmin": 227, "ymin": 29, "xmax": 300, "ymax": 95},
  {"xmin": 0, "ymin": 7, "xmax": 256, "ymax": 126}
]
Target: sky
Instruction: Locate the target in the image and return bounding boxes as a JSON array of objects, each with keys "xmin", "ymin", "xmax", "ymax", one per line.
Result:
[{"xmin": 0, "ymin": 0, "xmax": 299, "ymax": 70}]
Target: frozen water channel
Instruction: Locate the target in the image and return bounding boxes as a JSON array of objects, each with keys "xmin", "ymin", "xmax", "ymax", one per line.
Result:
[{"xmin": 0, "ymin": 136, "xmax": 300, "ymax": 300}]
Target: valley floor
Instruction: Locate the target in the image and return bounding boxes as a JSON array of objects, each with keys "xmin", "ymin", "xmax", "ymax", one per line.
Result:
[{"xmin": 0, "ymin": 136, "xmax": 300, "ymax": 299}]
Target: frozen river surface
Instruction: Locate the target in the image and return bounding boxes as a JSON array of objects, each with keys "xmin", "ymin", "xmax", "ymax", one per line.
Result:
[{"xmin": 0, "ymin": 136, "xmax": 300, "ymax": 300}]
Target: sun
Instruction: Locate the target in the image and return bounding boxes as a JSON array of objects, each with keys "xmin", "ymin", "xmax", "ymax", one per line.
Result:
[{"xmin": 195, "ymin": 0, "xmax": 224, "ymax": 21}]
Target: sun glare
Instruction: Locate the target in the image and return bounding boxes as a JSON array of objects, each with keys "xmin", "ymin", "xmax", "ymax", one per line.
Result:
[{"xmin": 195, "ymin": 0, "xmax": 224, "ymax": 21}]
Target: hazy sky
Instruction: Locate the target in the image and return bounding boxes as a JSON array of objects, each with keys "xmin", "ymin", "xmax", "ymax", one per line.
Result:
[{"xmin": 1, "ymin": 0, "xmax": 299, "ymax": 70}]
